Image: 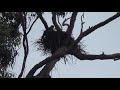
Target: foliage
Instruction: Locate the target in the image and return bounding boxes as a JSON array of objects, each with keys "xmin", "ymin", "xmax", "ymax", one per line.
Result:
[
  {"xmin": 0, "ymin": 68, "xmax": 15, "ymax": 78},
  {"xmin": 0, "ymin": 12, "xmax": 22, "ymax": 77}
]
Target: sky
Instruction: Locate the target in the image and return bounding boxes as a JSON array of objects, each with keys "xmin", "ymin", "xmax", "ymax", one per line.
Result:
[{"xmin": 12, "ymin": 12, "xmax": 120, "ymax": 78}]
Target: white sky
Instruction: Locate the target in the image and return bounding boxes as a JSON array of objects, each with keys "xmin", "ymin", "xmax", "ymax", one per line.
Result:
[{"xmin": 12, "ymin": 12, "xmax": 120, "ymax": 78}]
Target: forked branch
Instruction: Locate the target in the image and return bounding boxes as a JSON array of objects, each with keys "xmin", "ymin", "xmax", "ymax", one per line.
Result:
[
  {"xmin": 36, "ymin": 12, "xmax": 49, "ymax": 29},
  {"xmin": 82, "ymin": 12, "xmax": 120, "ymax": 37},
  {"xmin": 72, "ymin": 12, "xmax": 120, "ymax": 47}
]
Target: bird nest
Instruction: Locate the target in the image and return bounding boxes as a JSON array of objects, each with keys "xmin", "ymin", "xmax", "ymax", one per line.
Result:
[{"xmin": 35, "ymin": 29, "xmax": 85, "ymax": 56}]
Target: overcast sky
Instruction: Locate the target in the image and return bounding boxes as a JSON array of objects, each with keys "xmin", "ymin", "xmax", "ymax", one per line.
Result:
[{"xmin": 13, "ymin": 12, "xmax": 120, "ymax": 78}]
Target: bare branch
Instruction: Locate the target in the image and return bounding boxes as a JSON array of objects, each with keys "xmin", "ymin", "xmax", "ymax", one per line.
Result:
[
  {"xmin": 36, "ymin": 12, "xmax": 49, "ymax": 29},
  {"xmin": 26, "ymin": 47, "xmax": 68, "ymax": 78},
  {"xmin": 71, "ymin": 50, "xmax": 120, "ymax": 61},
  {"xmin": 66, "ymin": 12, "xmax": 78, "ymax": 35},
  {"xmin": 71, "ymin": 12, "xmax": 120, "ymax": 48},
  {"xmin": 27, "ymin": 16, "xmax": 38, "ymax": 34},
  {"xmin": 52, "ymin": 12, "xmax": 62, "ymax": 31},
  {"xmin": 82, "ymin": 12, "xmax": 120, "ymax": 37}
]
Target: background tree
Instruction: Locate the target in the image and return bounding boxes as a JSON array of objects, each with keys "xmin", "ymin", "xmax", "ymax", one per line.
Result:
[
  {"xmin": 0, "ymin": 12, "xmax": 120, "ymax": 78},
  {"xmin": 0, "ymin": 12, "xmax": 22, "ymax": 77}
]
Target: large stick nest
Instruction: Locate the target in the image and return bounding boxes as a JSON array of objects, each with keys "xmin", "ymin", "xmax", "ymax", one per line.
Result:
[{"xmin": 35, "ymin": 26, "xmax": 86, "ymax": 56}]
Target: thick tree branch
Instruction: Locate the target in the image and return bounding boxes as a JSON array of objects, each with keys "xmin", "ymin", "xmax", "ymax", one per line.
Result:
[
  {"xmin": 62, "ymin": 13, "xmax": 78, "ymax": 47},
  {"xmin": 52, "ymin": 12, "xmax": 62, "ymax": 31},
  {"xmin": 66, "ymin": 12, "xmax": 78, "ymax": 35},
  {"xmin": 35, "ymin": 58, "xmax": 59, "ymax": 78},
  {"xmin": 36, "ymin": 12, "xmax": 49, "ymax": 29},
  {"xmin": 26, "ymin": 47, "xmax": 68, "ymax": 78},
  {"xmin": 71, "ymin": 50, "xmax": 120, "ymax": 61},
  {"xmin": 82, "ymin": 12, "xmax": 120, "ymax": 37}
]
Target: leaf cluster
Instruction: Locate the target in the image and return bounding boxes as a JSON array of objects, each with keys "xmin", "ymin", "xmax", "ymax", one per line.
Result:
[{"xmin": 0, "ymin": 12, "xmax": 22, "ymax": 75}]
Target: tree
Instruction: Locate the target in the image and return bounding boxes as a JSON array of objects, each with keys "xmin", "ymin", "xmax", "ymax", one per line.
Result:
[
  {"xmin": 0, "ymin": 12, "xmax": 120, "ymax": 78},
  {"xmin": 0, "ymin": 12, "xmax": 22, "ymax": 77}
]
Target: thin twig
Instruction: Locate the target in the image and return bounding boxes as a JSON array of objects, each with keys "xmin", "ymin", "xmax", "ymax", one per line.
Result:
[
  {"xmin": 27, "ymin": 16, "xmax": 38, "ymax": 34},
  {"xmin": 62, "ymin": 17, "xmax": 71, "ymax": 27}
]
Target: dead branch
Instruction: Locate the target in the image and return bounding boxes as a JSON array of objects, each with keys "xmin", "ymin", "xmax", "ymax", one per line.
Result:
[
  {"xmin": 36, "ymin": 12, "xmax": 48, "ymax": 29},
  {"xmin": 71, "ymin": 12, "xmax": 120, "ymax": 48},
  {"xmin": 71, "ymin": 50, "xmax": 120, "ymax": 61},
  {"xmin": 66, "ymin": 12, "xmax": 78, "ymax": 35},
  {"xmin": 52, "ymin": 12, "xmax": 62, "ymax": 31},
  {"xmin": 82, "ymin": 12, "xmax": 120, "ymax": 37}
]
